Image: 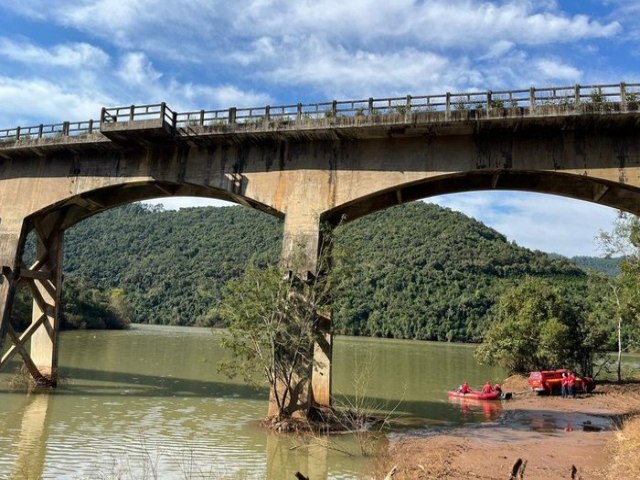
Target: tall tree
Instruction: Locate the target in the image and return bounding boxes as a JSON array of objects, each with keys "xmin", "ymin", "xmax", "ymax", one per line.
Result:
[
  {"xmin": 597, "ymin": 212, "xmax": 640, "ymax": 381},
  {"xmin": 475, "ymin": 277, "xmax": 607, "ymax": 376},
  {"xmin": 217, "ymin": 262, "xmax": 332, "ymax": 419}
]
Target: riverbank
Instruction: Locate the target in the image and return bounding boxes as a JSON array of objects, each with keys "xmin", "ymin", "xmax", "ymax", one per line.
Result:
[{"xmin": 374, "ymin": 378, "xmax": 640, "ymax": 479}]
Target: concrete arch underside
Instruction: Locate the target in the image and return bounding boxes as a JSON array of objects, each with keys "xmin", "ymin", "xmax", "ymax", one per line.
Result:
[
  {"xmin": 26, "ymin": 180, "xmax": 283, "ymax": 234},
  {"xmin": 322, "ymin": 170, "xmax": 640, "ymax": 225}
]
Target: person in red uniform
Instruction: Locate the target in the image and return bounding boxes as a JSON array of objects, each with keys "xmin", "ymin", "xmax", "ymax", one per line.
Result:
[
  {"xmin": 561, "ymin": 372, "xmax": 568, "ymax": 398},
  {"xmin": 493, "ymin": 384, "xmax": 502, "ymax": 394},
  {"xmin": 482, "ymin": 381, "xmax": 492, "ymax": 394},
  {"xmin": 460, "ymin": 381, "xmax": 471, "ymax": 394},
  {"xmin": 567, "ymin": 372, "xmax": 576, "ymax": 398}
]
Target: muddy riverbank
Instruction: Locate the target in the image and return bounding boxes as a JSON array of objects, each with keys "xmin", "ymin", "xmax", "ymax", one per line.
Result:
[{"xmin": 375, "ymin": 378, "xmax": 640, "ymax": 479}]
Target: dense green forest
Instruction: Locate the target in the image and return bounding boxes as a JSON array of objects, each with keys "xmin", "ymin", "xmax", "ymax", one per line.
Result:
[
  {"xmin": 11, "ymin": 276, "xmax": 131, "ymax": 331},
  {"xmin": 331, "ymin": 203, "xmax": 586, "ymax": 341},
  {"xmin": 39, "ymin": 201, "xmax": 591, "ymax": 341},
  {"xmin": 569, "ymin": 255, "xmax": 621, "ymax": 276}
]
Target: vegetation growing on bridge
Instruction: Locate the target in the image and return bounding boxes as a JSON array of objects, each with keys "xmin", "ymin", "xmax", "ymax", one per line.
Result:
[{"xmin": 217, "ymin": 263, "xmax": 331, "ymax": 419}]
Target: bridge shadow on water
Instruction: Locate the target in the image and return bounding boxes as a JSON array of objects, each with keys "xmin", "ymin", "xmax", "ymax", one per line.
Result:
[{"xmin": 57, "ymin": 365, "xmax": 270, "ymax": 400}]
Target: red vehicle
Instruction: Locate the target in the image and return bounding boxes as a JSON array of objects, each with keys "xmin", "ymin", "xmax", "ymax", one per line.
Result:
[{"xmin": 528, "ymin": 369, "xmax": 595, "ymax": 395}]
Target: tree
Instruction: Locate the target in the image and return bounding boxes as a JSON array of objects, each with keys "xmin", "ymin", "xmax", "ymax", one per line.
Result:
[
  {"xmin": 217, "ymin": 262, "xmax": 331, "ymax": 419},
  {"xmin": 597, "ymin": 212, "xmax": 640, "ymax": 380},
  {"xmin": 475, "ymin": 277, "xmax": 607, "ymax": 376}
]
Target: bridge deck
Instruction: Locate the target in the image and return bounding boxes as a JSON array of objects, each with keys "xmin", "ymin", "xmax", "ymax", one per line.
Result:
[{"xmin": 0, "ymin": 82, "xmax": 638, "ymax": 155}]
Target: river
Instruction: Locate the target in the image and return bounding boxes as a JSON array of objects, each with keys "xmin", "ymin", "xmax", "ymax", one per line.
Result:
[{"xmin": 0, "ymin": 325, "xmax": 509, "ymax": 479}]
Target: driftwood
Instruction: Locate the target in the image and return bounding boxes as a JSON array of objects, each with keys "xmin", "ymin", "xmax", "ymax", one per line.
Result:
[
  {"xmin": 384, "ymin": 465, "xmax": 398, "ymax": 479},
  {"xmin": 571, "ymin": 465, "xmax": 578, "ymax": 479},
  {"xmin": 509, "ymin": 458, "xmax": 527, "ymax": 479}
]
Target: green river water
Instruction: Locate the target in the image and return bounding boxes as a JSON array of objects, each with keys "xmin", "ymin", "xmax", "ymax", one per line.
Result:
[{"xmin": 0, "ymin": 325, "xmax": 510, "ymax": 479}]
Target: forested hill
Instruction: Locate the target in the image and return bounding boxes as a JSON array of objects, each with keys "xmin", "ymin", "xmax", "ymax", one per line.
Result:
[
  {"xmin": 569, "ymin": 255, "xmax": 621, "ymax": 276},
  {"xmin": 62, "ymin": 201, "xmax": 587, "ymax": 342}
]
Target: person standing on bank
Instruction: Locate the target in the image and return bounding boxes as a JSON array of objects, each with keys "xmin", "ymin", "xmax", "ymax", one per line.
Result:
[
  {"xmin": 567, "ymin": 371, "xmax": 576, "ymax": 398},
  {"xmin": 561, "ymin": 372, "xmax": 568, "ymax": 398}
]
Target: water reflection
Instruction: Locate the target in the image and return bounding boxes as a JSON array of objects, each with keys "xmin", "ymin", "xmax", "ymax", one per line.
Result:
[
  {"xmin": 266, "ymin": 433, "xmax": 328, "ymax": 479},
  {"xmin": 0, "ymin": 327, "xmax": 508, "ymax": 478},
  {"xmin": 447, "ymin": 397, "xmax": 503, "ymax": 422},
  {"xmin": 11, "ymin": 393, "xmax": 50, "ymax": 480}
]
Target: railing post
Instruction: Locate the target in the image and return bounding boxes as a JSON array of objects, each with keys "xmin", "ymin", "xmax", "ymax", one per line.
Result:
[
  {"xmin": 172, "ymin": 110, "xmax": 177, "ymax": 129},
  {"xmin": 575, "ymin": 84, "xmax": 581, "ymax": 105},
  {"xmin": 63, "ymin": 122, "xmax": 70, "ymax": 136},
  {"xmin": 159, "ymin": 102, "xmax": 166, "ymax": 125},
  {"xmin": 297, "ymin": 103, "xmax": 302, "ymax": 121},
  {"xmin": 368, "ymin": 97, "xmax": 374, "ymax": 116},
  {"xmin": 88, "ymin": 119, "xmax": 94, "ymax": 134},
  {"xmin": 129, "ymin": 105, "xmax": 135, "ymax": 122},
  {"xmin": 529, "ymin": 87, "xmax": 536, "ymax": 113},
  {"xmin": 445, "ymin": 92, "xmax": 451, "ymax": 119},
  {"xmin": 620, "ymin": 82, "xmax": 627, "ymax": 109},
  {"xmin": 38, "ymin": 124, "xmax": 43, "ymax": 139},
  {"xmin": 15, "ymin": 126, "xmax": 20, "ymax": 140},
  {"xmin": 486, "ymin": 90, "xmax": 492, "ymax": 110},
  {"xmin": 228, "ymin": 107, "xmax": 236, "ymax": 124},
  {"xmin": 331, "ymin": 100, "xmax": 337, "ymax": 118},
  {"xmin": 200, "ymin": 110, "xmax": 205, "ymax": 126},
  {"xmin": 265, "ymin": 105, "xmax": 271, "ymax": 122},
  {"xmin": 100, "ymin": 107, "xmax": 106, "ymax": 127}
]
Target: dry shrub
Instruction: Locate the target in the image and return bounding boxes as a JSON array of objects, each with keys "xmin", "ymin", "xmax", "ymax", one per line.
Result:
[
  {"xmin": 501, "ymin": 374, "xmax": 530, "ymax": 394},
  {"xmin": 369, "ymin": 436, "xmax": 469, "ymax": 479},
  {"xmin": 606, "ymin": 416, "xmax": 640, "ymax": 479}
]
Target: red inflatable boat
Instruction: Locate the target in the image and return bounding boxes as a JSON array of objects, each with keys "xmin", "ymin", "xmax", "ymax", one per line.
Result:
[{"xmin": 448, "ymin": 389, "xmax": 501, "ymax": 400}]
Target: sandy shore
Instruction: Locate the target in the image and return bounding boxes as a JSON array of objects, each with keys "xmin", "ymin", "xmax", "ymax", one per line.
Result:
[{"xmin": 377, "ymin": 378, "xmax": 640, "ymax": 479}]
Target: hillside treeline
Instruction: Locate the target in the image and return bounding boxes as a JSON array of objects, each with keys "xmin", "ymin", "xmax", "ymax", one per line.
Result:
[{"xmin": 37, "ymin": 201, "xmax": 590, "ymax": 342}]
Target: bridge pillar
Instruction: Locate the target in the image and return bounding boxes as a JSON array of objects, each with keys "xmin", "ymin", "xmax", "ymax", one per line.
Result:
[
  {"xmin": 0, "ymin": 219, "xmax": 27, "ymax": 365},
  {"xmin": 26, "ymin": 225, "xmax": 64, "ymax": 383},
  {"xmin": 267, "ymin": 213, "xmax": 333, "ymax": 416},
  {"xmin": 0, "ymin": 215, "xmax": 63, "ymax": 386}
]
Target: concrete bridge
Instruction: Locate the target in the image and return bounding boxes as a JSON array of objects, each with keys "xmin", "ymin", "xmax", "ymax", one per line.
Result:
[{"xmin": 0, "ymin": 82, "xmax": 639, "ymax": 411}]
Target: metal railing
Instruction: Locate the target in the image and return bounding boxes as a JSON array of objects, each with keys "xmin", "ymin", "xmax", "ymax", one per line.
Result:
[
  {"xmin": 0, "ymin": 119, "xmax": 98, "ymax": 142},
  {"xmin": 1, "ymin": 82, "xmax": 639, "ymax": 144},
  {"xmin": 101, "ymin": 103, "xmax": 176, "ymax": 126}
]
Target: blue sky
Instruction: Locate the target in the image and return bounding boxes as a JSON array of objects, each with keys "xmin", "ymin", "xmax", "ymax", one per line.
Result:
[{"xmin": 0, "ymin": 0, "xmax": 638, "ymax": 256}]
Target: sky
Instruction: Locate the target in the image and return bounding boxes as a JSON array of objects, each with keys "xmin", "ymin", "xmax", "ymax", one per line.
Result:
[{"xmin": 0, "ymin": 0, "xmax": 638, "ymax": 256}]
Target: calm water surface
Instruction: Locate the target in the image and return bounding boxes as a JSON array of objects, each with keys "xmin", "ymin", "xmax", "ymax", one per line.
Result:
[{"xmin": 0, "ymin": 325, "xmax": 508, "ymax": 479}]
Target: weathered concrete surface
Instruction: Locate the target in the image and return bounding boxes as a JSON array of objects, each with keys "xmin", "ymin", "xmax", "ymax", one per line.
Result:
[{"xmin": 0, "ymin": 109, "xmax": 639, "ymax": 407}]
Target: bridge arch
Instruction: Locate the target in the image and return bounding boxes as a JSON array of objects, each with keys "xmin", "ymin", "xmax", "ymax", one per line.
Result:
[
  {"xmin": 322, "ymin": 170, "xmax": 640, "ymax": 226},
  {"xmin": 25, "ymin": 180, "xmax": 283, "ymax": 234},
  {"xmin": 0, "ymin": 178, "xmax": 283, "ymax": 388}
]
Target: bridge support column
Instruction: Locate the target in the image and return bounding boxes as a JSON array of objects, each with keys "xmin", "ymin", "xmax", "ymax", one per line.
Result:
[
  {"xmin": 285, "ymin": 212, "xmax": 333, "ymax": 411},
  {"xmin": 26, "ymin": 226, "xmax": 64, "ymax": 383},
  {"xmin": 0, "ymin": 220, "xmax": 28, "ymax": 368},
  {"xmin": 0, "ymin": 216, "xmax": 63, "ymax": 386}
]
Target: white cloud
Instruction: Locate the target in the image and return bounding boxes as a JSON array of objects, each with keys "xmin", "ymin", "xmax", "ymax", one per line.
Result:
[
  {"xmin": 480, "ymin": 40, "xmax": 515, "ymax": 60},
  {"xmin": 178, "ymin": 84, "xmax": 271, "ymax": 110},
  {"xmin": 428, "ymin": 191, "xmax": 618, "ymax": 256},
  {"xmin": 534, "ymin": 58, "xmax": 582, "ymax": 82},
  {"xmin": 259, "ymin": 38, "xmax": 457, "ymax": 97},
  {"xmin": 117, "ymin": 52, "xmax": 162, "ymax": 85},
  {"xmin": 142, "ymin": 197, "xmax": 234, "ymax": 210},
  {"xmin": 0, "ymin": 38, "xmax": 109, "ymax": 69},
  {"xmin": 2, "ymin": 1, "xmax": 622, "ymax": 61},
  {"xmin": 0, "ymin": 76, "xmax": 113, "ymax": 125},
  {"xmin": 235, "ymin": 0, "xmax": 621, "ymax": 48}
]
